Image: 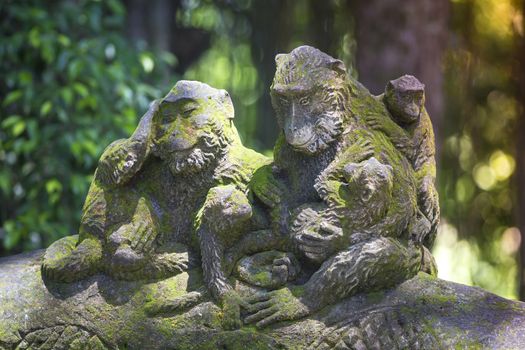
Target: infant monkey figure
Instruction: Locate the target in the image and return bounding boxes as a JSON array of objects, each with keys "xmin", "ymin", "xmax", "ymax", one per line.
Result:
[
  {"xmin": 381, "ymin": 75, "xmax": 440, "ymax": 249},
  {"xmin": 196, "ymin": 185, "xmax": 299, "ymax": 329}
]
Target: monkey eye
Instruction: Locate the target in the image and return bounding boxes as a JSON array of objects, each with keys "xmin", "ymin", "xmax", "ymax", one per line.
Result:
[
  {"xmin": 299, "ymin": 96, "xmax": 310, "ymax": 106},
  {"xmin": 180, "ymin": 103, "xmax": 199, "ymax": 117}
]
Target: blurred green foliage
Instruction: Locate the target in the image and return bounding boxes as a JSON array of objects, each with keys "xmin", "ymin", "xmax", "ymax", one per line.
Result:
[
  {"xmin": 434, "ymin": 0, "xmax": 521, "ymax": 299},
  {"xmin": 0, "ymin": 0, "xmax": 174, "ymax": 253}
]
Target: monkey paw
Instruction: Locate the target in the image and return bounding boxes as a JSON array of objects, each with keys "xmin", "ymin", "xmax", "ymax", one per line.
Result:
[
  {"xmin": 243, "ymin": 287, "xmax": 310, "ymax": 328},
  {"xmin": 110, "ymin": 245, "xmax": 146, "ymax": 273},
  {"xmin": 236, "ymin": 251, "xmax": 299, "ymax": 289},
  {"xmin": 145, "ymin": 289, "xmax": 205, "ymax": 317},
  {"xmin": 221, "ymin": 290, "xmax": 244, "ymax": 330},
  {"xmin": 271, "ymin": 254, "xmax": 300, "ymax": 286},
  {"xmin": 250, "ymin": 165, "xmax": 285, "ymax": 208}
]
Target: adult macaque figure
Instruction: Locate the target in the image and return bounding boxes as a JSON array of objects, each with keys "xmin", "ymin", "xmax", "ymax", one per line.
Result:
[
  {"xmin": 42, "ymin": 81, "xmax": 270, "ymax": 305},
  {"xmin": 246, "ymin": 46, "xmax": 437, "ymax": 328}
]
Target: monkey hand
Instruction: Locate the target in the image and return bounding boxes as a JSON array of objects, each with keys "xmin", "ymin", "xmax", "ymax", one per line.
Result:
[
  {"xmin": 271, "ymin": 254, "xmax": 300, "ymax": 287},
  {"xmin": 221, "ymin": 290, "xmax": 246, "ymax": 330},
  {"xmin": 243, "ymin": 287, "xmax": 310, "ymax": 328},
  {"xmin": 250, "ymin": 165, "xmax": 285, "ymax": 208},
  {"xmin": 98, "ymin": 138, "xmax": 141, "ymax": 186},
  {"xmin": 295, "ymin": 221, "xmax": 344, "ymax": 263}
]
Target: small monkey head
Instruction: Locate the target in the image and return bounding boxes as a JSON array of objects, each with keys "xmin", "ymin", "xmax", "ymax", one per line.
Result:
[
  {"xmin": 384, "ymin": 75, "xmax": 425, "ymax": 124},
  {"xmin": 341, "ymin": 157, "xmax": 394, "ymax": 222}
]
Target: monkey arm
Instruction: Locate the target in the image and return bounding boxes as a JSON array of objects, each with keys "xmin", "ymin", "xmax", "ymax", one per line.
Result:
[
  {"xmin": 250, "ymin": 164, "xmax": 286, "ymax": 209},
  {"xmin": 364, "ymin": 111, "xmax": 416, "ymax": 163},
  {"xmin": 129, "ymin": 99, "xmax": 160, "ymax": 152},
  {"xmin": 301, "ymin": 237, "xmax": 421, "ymax": 311},
  {"xmin": 418, "ymin": 173, "xmax": 440, "ymax": 248},
  {"xmin": 197, "ymin": 224, "xmax": 232, "ymax": 302}
]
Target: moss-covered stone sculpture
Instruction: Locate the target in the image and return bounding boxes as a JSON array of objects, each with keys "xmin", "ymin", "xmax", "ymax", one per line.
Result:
[
  {"xmin": 246, "ymin": 46, "xmax": 433, "ymax": 327},
  {"xmin": 42, "ymin": 80, "xmax": 270, "ymax": 286},
  {"xmin": 1, "ymin": 47, "xmax": 525, "ymax": 350}
]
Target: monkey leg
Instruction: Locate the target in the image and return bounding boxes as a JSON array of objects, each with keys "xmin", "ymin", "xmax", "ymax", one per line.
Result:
[
  {"xmin": 301, "ymin": 237, "xmax": 422, "ymax": 311},
  {"xmin": 42, "ymin": 235, "xmax": 102, "ymax": 283},
  {"xmin": 109, "ymin": 249, "xmax": 195, "ymax": 281}
]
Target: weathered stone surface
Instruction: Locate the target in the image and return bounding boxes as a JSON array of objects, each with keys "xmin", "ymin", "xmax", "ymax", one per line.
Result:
[{"xmin": 1, "ymin": 251, "xmax": 525, "ymax": 349}]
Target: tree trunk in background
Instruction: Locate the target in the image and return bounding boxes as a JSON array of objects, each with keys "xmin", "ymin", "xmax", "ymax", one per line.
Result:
[
  {"xmin": 247, "ymin": 0, "xmax": 349, "ymax": 151},
  {"xmin": 247, "ymin": 0, "xmax": 295, "ymax": 151},
  {"xmin": 123, "ymin": 0, "xmax": 210, "ymax": 75},
  {"xmin": 352, "ymin": 0, "xmax": 449, "ymax": 161},
  {"xmin": 517, "ymin": 0, "xmax": 525, "ymax": 301}
]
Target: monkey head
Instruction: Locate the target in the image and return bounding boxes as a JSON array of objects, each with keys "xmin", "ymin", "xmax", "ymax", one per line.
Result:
[
  {"xmin": 384, "ymin": 75, "xmax": 425, "ymax": 125},
  {"xmin": 341, "ymin": 157, "xmax": 394, "ymax": 224},
  {"xmin": 270, "ymin": 46, "xmax": 349, "ymax": 155},
  {"xmin": 97, "ymin": 138, "xmax": 147, "ymax": 186},
  {"xmin": 152, "ymin": 80, "xmax": 237, "ymax": 175}
]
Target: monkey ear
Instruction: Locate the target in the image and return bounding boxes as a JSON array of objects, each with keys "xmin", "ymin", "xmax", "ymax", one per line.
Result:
[
  {"xmin": 329, "ymin": 59, "xmax": 346, "ymax": 76},
  {"xmin": 275, "ymin": 54, "xmax": 286, "ymax": 65}
]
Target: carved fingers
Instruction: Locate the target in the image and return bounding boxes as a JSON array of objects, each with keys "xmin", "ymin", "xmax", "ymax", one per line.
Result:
[
  {"xmin": 145, "ymin": 289, "xmax": 204, "ymax": 317},
  {"xmin": 320, "ymin": 221, "xmax": 344, "ymax": 237},
  {"xmin": 271, "ymin": 254, "xmax": 300, "ymax": 286},
  {"xmin": 221, "ymin": 290, "xmax": 244, "ymax": 330},
  {"xmin": 243, "ymin": 288, "xmax": 310, "ymax": 328},
  {"xmin": 130, "ymin": 219, "xmax": 156, "ymax": 254}
]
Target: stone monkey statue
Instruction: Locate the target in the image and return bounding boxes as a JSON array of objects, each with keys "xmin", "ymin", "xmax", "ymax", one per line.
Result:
[
  {"xmin": 290, "ymin": 157, "xmax": 395, "ymax": 264},
  {"xmin": 246, "ymin": 46, "xmax": 433, "ymax": 328},
  {"xmin": 43, "ymin": 81, "xmax": 272, "ymax": 292},
  {"xmin": 366, "ymin": 75, "xmax": 440, "ymax": 249}
]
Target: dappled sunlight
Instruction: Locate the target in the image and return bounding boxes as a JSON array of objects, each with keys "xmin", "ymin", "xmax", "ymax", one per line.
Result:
[{"xmin": 434, "ymin": 220, "xmax": 519, "ymax": 300}]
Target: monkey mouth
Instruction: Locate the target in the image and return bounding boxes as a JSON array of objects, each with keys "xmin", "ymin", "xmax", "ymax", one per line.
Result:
[{"xmin": 288, "ymin": 133, "xmax": 315, "ymax": 149}]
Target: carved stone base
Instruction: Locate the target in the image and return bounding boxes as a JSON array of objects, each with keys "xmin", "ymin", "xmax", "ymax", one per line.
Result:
[{"xmin": 1, "ymin": 250, "xmax": 524, "ymax": 349}]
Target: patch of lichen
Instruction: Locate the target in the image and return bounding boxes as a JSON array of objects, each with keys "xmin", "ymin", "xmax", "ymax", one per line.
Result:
[{"xmin": 417, "ymin": 293, "xmax": 459, "ymax": 306}]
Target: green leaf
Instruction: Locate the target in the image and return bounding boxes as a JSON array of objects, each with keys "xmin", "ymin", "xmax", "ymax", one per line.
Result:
[
  {"xmin": 57, "ymin": 34, "xmax": 70, "ymax": 47},
  {"xmin": 3, "ymin": 220, "xmax": 22, "ymax": 250},
  {"xmin": 1, "ymin": 115, "xmax": 21, "ymax": 129},
  {"xmin": 73, "ymin": 82, "xmax": 89, "ymax": 97},
  {"xmin": 40, "ymin": 101, "xmax": 52, "ymax": 116},
  {"xmin": 45, "ymin": 179, "xmax": 62, "ymax": 193},
  {"xmin": 28, "ymin": 27, "xmax": 40, "ymax": 48},
  {"xmin": 12, "ymin": 120, "xmax": 26, "ymax": 137},
  {"xmin": 46, "ymin": 178, "xmax": 63, "ymax": 204},
  {"xmin": 3, "ymin": 90, "xmax": 23, "ymax": 106}
]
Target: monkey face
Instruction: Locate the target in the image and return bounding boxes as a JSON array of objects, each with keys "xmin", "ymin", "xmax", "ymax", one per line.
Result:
[
  {"xmin": 385, "ymin": 75, "xmax": 425, "ymax": 125},
  {"xmin": 341, "ymin": 157, "xmax": 394, "ymax": 222},
  {"xmin": 152, "ymin": 81, "xmax": 234, "ymax": 175},
  {"xmin": 271, "ymin": 87, "xmax": 344, "ymax": 155},
  {"xmin": 270, "ymin": 46, "xmax": 348, "ymax": 155}
]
